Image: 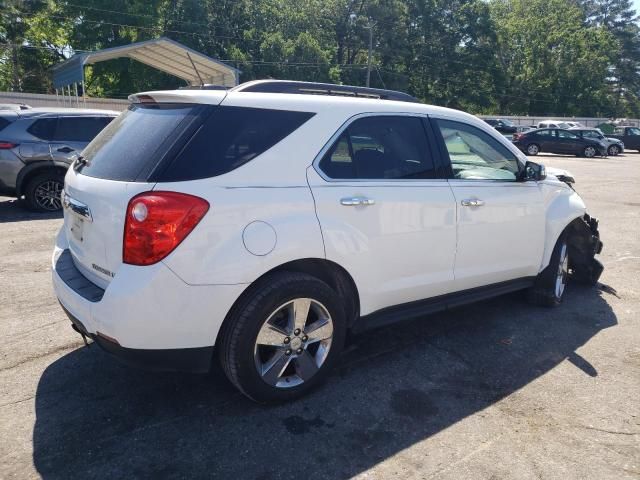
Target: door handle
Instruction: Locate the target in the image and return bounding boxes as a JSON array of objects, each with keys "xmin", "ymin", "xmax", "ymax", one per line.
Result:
[
  {"xmin": 340, "ymin": 197, "xmax": 375, "ymax": 206},
  {"xmin": 57, "ymin": 146, "xmax": 75, "ymax": 153},
  {"xmin": 461, "ymin": 198, "xmax": 484, "ymax": 207}
]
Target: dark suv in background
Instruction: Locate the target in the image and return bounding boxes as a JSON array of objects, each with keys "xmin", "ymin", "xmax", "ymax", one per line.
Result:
[{"xmin": 0, "ymin": 108, "xmax": 117, "ymax": 211}]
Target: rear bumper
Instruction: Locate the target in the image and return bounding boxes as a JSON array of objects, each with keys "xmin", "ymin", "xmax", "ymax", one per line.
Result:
[
  {"xmin": 52, "ymin": 227, "xmax": 247, "ymax": 369},
  {"xmin": 60, "ymin": 302, "xmax": 213, "ymax": 372}
]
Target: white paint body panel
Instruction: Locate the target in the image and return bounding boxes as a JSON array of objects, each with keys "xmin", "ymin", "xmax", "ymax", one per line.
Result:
[
  {"xmin": 307, "ymin": 168, "xmax": 457, "ymax": 315},
  {"xmin": 447, "ymin": 180, "xmax": 546, "ymax": 290},
  {"xmin": 52, "ymin": 229, "xmax": 246, "ymax": 349}
]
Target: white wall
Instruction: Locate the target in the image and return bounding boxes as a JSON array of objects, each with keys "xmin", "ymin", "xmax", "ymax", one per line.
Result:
[{"xmin": 0, "ymin": 92, "xmax": 128, "ymax": 112}]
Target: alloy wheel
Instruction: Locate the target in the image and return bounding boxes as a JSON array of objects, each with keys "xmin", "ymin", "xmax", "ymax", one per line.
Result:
[
  {"xmin": 608, "ymin": 145, "xmax": 619, "ymax": 156},
  {"xmin": 555, "ymin": 243, "xmax": 569, "ymax": 298},
  {"xmin": 527, "ymin": 144, "xmax": 539, "ymax": 155},
  {"xmin": 34, "ymin": 180, "xmax": 63, "ymax": 211},
  {"xmin": 254, "ymin": 298, "xmax": 334, "ymax": 388},
  {"xmin": 584, "ymin": 146, "xmax": 597, "ymax": 158}
]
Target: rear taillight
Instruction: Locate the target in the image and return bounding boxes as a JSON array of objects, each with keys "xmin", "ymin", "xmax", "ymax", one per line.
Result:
[
  {"xmin": 123, "ymin": 191, "xmax": 209, "ymax": 266},
  {"xmin": 513, "ymin": 133, "xmax": 524, "ymax": 141},
  {"xmin": 0, "ymin": 141, "xmax": 18, "ymax": 149}
]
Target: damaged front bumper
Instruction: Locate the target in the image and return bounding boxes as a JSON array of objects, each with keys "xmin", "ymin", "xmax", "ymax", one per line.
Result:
[{"xmin": 568, "ymin": 214, "xmax": 604, "ymax": 285}]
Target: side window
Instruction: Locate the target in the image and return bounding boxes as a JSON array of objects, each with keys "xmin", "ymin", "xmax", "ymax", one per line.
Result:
[
  {"xmin": 27, "ymin": 118, "xmax": 57, "ymax": 140},
  {"xmin": 54, "ymin": 117, "xmax": 113, "ymax": 142},
  {"xmin": 435, "ymin": 119, "xmax": 520, "ymax": 181},
  {"xmin": 628, "ymin": 127, "xmax": 640, "ymax": 135},
  {"xmin": 614, "ymin": 127, "xmax": 625, "ymax": 135},
  {"xmin": 557, "ymin": 130, "xmax": 578, "ymax": 139},
  {"xmin": 319, "ymin": 116, "xmax": 436, "ymax": 180},
  {"xmin": 583, "ymin": 131, "xmax": 600, "ymax": 139},
  {"xmin": 537, "ymin": 129, "xmax": 552, "ymax": 137}
]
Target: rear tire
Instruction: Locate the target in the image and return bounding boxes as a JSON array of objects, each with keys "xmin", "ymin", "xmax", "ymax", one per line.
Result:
[
  {"xmin": 218, "ymin": 272, "xmax": 346, "ymax": 403},
  {"xmin": 23, "ymin": 171, "xmax": 65, "ymax": 212},
  {"xmin": 527, "ymin": 234, "xmax": 569, "ymax": 307},
  {"xmin": 526, "ymin": 144, "xmax": 540, "ymax": 156}
]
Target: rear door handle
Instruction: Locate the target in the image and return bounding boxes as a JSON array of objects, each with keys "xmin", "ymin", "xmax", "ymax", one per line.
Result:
[
  {"xmin": 340, "ymin": 197, "xmax": 375, "ymax": 206},
  {"xmin": 461, "ymin": 198, "xmax": 484, "ymax": 207}
]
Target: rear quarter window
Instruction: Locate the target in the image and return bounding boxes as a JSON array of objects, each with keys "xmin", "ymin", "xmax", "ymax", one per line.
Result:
[
  {"xmin": 0, "ymin": 117, "xmax": 11, "ymax": 132},
  {"xmin": 156, "ymin": 106, "xmax": 315, "ymax": 182},
  {"xmin": 54, "ymin": 116, "xmax": 114, "ymax": 142},
  {"xmin": 27, "ymin": 118, "xmax": 57, "ymax": 140}
]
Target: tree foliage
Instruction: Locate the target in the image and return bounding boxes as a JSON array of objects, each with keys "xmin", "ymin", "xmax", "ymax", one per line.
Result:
[{"xmin": 0, "ymin": 0, "xmax": 638, "ymax": 116}]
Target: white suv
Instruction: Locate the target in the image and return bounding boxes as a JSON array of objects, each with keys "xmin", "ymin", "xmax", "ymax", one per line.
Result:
[{"xmin": 52, "ymin": 80, "xmax": 603, "ymax": 403}]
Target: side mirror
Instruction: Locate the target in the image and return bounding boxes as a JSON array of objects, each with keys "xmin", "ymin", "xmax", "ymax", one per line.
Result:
[{"xmin": 522, "ymin": 161, "xmax": 546, "ymax": 181}]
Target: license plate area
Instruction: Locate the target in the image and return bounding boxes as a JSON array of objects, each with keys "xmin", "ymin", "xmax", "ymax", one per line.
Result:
[{"xmin": 70, "ymin": 215, "xmax": 84, "ymax": 242}]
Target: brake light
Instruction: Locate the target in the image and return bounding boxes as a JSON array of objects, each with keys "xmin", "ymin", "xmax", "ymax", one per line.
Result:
[
  {"xmin": 0, "ymin": 141, "xmax": 17, "ymax": 149},
  {"xmin": 513, "ymin": 133, "xmax": 524, "ymax": 141},
  {"xmin": 123, "ymin": 191, "xmax": 209, "ymax": 266}
]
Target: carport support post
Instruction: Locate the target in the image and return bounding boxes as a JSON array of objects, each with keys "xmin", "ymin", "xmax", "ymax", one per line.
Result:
[
  {"xmin": 81, "ymin": 79, "xmax": 86, "ymax": 107},
  {"xmin": 67, "ymin": 85, "xmax": 72, "ymax": 107},
  {"xmin": 55, "ymin": 89, "xmax": 59, "ymax": 106},
  {"xmin": 74, "ymin": 83, "xmax": 79, "ymax": 107}
]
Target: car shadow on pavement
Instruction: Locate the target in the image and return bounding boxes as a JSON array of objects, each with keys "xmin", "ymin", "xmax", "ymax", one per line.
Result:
[
  {"xmin": 0, "ymin": 198, "xmax": 62, "ymax": 223},
  {"xmin": 32, "ymin": 284, "xmax": 617, "ymax": 479}
]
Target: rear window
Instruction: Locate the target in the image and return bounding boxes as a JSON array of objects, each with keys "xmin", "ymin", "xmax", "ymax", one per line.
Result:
[
  {"xmin": 76, "ymin": 104, "xmax": 314, "ymax": 182},
  {"xmin": 77, "ymin": 104, "xmax": 207, "ymax": 181}
]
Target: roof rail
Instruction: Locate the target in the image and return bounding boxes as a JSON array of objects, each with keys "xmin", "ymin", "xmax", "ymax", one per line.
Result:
[
  {"xmin": 178, "ymin": 84, "xmax": 231, "ymax": 91},
  {"xmin": 231, "ymin": 80, "xmax": 419, "ymax": 103}
]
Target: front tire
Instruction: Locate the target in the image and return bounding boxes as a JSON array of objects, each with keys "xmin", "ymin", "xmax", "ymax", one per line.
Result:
[
  {"xmin": 582, "ymin": 145, "xmax": 597, "ymax": 158},
  {"xmin": 23, "ymin": 171, "xmax": 65, "ymax": 212},
  {"xmin": 607, "ymin": 144, "xmax": 620, "ymax": 156},
  {"xmin": 218, "ymin": 272, "xmax": 346, "ymax": 403},
  {"xmin": 528, "ymin": 234, "xmax": 569, "ymax": 307}
]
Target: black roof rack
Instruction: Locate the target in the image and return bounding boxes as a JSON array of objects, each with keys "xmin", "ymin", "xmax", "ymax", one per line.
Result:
[{"xmin": 232, "ymin": 80, "xmax": 419, "ymax": 103}]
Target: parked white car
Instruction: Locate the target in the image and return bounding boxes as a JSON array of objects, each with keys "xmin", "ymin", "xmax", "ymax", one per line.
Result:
[
  {"xmin": 52, "ymin": 80, "xmax": 603, "ymax": 403},
  {"xmin": 537, "ymin": 120, "xmax": 572, "ymax": 129}
]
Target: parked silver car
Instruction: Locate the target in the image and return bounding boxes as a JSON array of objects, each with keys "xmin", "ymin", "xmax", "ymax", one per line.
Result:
[
  {"xmin": 0, "ymin": 108, "xmax": 118, "ymax": 211},
  {"xmin": 569, "ymin": 127, "xmax": 625, "ymax": 156}
]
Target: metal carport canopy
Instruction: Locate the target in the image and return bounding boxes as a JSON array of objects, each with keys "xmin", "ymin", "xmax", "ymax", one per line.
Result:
[{"xmin": 52, "ymin": 37, "xmax": 240, "ymax": 90}]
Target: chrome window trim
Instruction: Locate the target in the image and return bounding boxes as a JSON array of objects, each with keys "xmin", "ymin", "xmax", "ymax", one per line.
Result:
[{"xmin": 311, "ymin": 111, "xmax": 448, "ymax": 184}]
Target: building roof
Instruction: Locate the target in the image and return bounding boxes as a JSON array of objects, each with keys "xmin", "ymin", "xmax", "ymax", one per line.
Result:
[{"xmin": 52, "ymin": 37, "xmax": 240, "ymax": 89}]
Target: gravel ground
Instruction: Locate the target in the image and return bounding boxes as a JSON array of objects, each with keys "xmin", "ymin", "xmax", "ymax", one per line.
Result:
[{"xmin": 0, "ymin": 153, "xmax": 638, "ymax": 479}]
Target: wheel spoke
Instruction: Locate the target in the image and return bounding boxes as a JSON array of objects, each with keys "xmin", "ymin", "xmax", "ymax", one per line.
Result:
[
  {"xmin": 305, "ymin": 318, "xmax": 333, "ymax": 344},
  {"xmin": 256, "ymin": 322, "xmax": 288, "ymax": 347},
  {"xmin": 261, "ymin": 349, "xmax": 291, "ymax": 385},
  {"xmin": 291, "ymin": 298, "xmax": 311, "ymax": 333},
  {"xmin": 295, "ymin": 350, "xmax": 319, "ymax": 381}
]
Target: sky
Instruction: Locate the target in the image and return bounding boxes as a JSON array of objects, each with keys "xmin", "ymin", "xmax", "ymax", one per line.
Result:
[{"xmin": 635, "ymin": 0, "xmax": 640, "ymax": 16}]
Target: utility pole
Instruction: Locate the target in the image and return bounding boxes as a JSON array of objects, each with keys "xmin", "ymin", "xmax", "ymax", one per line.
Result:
[{"xmin": 365, "ymin": 20, "xmax": 376, "ymax": 88}]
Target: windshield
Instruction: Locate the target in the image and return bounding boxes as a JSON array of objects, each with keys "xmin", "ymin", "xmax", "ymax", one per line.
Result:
[{"xmin": 500, "ymin": 119, "xmax": 515, "ymax": 127}]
